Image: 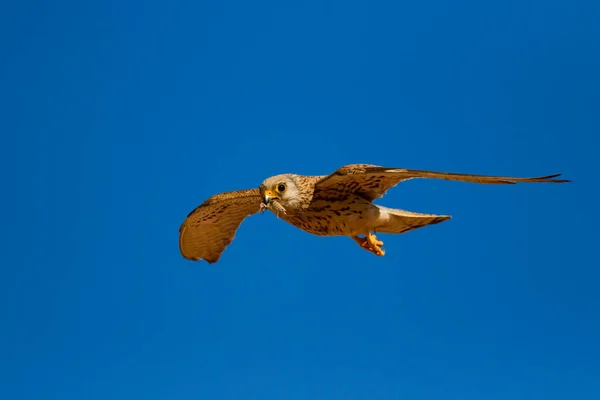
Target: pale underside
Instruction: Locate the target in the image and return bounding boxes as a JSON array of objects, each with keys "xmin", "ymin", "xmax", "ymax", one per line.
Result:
[{"xmin": 178, "ymin": 163, "xmax": 569, "ymax": 263}]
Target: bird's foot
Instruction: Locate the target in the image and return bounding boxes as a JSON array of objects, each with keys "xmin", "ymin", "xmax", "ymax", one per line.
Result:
[{"xmin": 353, "ymin": 233, "xmax": 385, "ymax": 256}]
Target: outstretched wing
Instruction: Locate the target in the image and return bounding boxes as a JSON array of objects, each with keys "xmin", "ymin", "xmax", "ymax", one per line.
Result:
[
  {"xmin": 179, "ymin": 188, "xmax": 263, "ymax": 263},
  {"xmin": 315, "ymin": 163, "xmax": 570, "ymax": 202}
]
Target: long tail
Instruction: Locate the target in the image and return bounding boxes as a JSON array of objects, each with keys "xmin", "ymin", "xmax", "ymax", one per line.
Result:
[{"xmin": 375, "ymin": 205, "xmax": 451, "ymax": 234}]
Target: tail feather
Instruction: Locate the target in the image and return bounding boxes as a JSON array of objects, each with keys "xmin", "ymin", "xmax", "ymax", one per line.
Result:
[{"xmin": 375, "ymin": 205, "xmax": 451, "ymax": 234}]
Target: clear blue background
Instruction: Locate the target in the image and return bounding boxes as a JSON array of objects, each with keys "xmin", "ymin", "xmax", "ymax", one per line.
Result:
[{"xmin": 1, "ymin": 1, "xmax": 598, "ymax": 399}]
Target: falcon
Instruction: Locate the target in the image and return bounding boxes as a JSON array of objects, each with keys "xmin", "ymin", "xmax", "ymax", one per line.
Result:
[{"xmin": 178, "ymin": 164, "xmax": 569, "ymax": 263}]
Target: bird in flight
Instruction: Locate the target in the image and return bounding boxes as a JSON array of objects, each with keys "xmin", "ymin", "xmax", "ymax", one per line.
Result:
[{"xmin": 178, "ymin": 164, "xmax": 570, "ymax": 263}]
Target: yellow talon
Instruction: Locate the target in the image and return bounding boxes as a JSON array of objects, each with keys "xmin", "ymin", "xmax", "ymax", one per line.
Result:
[{"xmin": 353, "ymin": 233, "xmax": 385, "ymax": 256}]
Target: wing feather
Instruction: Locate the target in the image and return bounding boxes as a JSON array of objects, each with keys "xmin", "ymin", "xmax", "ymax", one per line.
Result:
[
  {"xmin": 315, "ymin": 164, "xmax": 570, "ymax": 202},
  {"xmin": 179, "ymin": 188, "xmax": 262, "ymax": 263}
]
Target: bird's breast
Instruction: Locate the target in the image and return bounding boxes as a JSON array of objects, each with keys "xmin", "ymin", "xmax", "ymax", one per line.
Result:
[{"xmin": 281, "ymin": 195, "xmax": 378, "ymax": 236}]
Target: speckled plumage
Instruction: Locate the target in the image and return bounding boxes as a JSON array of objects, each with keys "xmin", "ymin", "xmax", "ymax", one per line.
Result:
[{"xmin": 179, "ymin": 163, "xmax": 570, "ymax": 263}]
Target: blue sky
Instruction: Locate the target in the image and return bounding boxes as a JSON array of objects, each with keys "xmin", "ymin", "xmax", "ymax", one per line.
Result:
[{"xmin": 1, "ymin": 0, "xmax": 598, "ymax": 398}]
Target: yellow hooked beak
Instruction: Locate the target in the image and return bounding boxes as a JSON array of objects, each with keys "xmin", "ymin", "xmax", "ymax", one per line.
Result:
[{"xmin": 260, "ymin": 188, "xmax": 278, "ymax": 205}]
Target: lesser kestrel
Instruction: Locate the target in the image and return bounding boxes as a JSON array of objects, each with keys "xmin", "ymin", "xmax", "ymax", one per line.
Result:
[{"xmin": 178, "ymin": 164, "xmax": 570, "ymax": 263}]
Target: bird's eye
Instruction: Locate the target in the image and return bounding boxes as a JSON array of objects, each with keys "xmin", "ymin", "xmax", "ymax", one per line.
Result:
[{"xmin": 277, "ymin": 183, "xmax": 286, "ymax": 193}]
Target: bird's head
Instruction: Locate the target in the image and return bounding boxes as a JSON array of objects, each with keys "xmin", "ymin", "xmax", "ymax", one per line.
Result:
[{"xmin": 259, "ymin": 174, "xmax": 302, "ymax": 214}]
